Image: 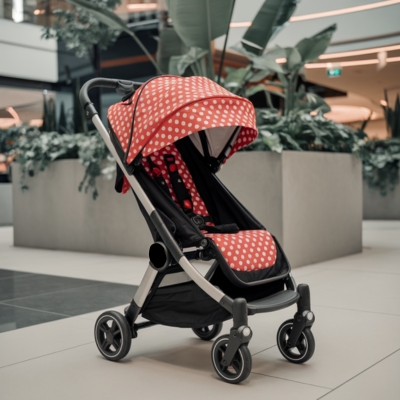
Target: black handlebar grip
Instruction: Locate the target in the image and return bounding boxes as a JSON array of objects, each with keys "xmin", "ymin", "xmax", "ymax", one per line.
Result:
[{"xmin": 79, "ymin": 78, "xmax": 141, "ymax": 118}]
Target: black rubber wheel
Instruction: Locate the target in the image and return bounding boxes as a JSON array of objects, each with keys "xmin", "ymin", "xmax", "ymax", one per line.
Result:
[
  {"xmin": 277, "ymin": 319, "xmax": 315, "ymax": 364},
  {"xmin": 211, "ymin": 334, "xmax": 252, "ymax": 384},
  {"xmin": 192, "ymin": 322, "xmax": 223, "ymax": 341},
  {"xmin": 95, "ymin": 311, "xmax": 132, "ymax": 361}
]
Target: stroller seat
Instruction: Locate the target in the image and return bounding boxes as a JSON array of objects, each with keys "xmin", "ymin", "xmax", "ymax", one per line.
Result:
[
  {"xmin": 138, "ymin": 141, "xmax": 278, "ymax": 273},
  {"xmin": 205, "ymin": 231, "xmax": 277, "ymax": 272}
]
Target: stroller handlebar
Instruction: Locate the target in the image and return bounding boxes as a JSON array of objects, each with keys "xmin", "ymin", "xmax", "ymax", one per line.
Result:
[{"xmin": 79, "ymin": 78, "xmax": 141, "ymax": 118}]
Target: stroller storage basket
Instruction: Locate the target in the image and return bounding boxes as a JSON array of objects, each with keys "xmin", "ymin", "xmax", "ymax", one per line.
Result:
[{"xmin": 142, "ymin": 281, "xmax": 232, "ymax": 328}]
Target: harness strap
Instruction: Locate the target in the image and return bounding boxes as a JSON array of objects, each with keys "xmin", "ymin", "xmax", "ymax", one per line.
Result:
[
  {"xmin": 164, "ymin": 154, "xmax": 194, "ymax": 214},
  {"xmin": 147, "ymin": 156, "xmax": 171, "ymax": 197}
]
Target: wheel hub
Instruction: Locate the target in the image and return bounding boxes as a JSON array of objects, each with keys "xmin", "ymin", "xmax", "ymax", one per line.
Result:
[{"xmin": 106, "ymin": 331, "xmax": 114, "ymax": 343}]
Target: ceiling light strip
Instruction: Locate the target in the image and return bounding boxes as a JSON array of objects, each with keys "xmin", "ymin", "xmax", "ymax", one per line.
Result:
[
  {"xmin": 305, "ymin": 56, "xmax": 400, "ymax": 69},
  {"xmin": 320, "ymin": 44, "xmax": 400, "ymax": 60},
  {"xmin": 291, "ymin": 0, "xmax": 400, "ymax": 22},
  {"xmin": 230, "ymin": 0, "xmax": 400, "ymax": 27}
]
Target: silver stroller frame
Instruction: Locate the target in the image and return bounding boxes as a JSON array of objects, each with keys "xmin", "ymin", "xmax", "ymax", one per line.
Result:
[{"xmin": 80, "ymin": 78, "xmax": 315, "ymax": 384}]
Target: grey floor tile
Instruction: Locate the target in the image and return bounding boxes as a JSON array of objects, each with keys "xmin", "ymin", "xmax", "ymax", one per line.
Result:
[
  {"xmin": 321, "ymin": 349, "xmax": 400, "ymax": 400},
  {"xmin": 4, "ymin": 283, "xmax": 138, "ymax": 316},
  {"xmin": 0, "ymin": 303, "xmax": 66, "ymax": 333},
  {"xmin": 0, "ymin": 274, "xmax": 102, "ymax": 302}
]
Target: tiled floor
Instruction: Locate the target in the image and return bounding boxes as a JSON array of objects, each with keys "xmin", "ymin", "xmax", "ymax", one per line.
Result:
[
  {"xmin": 1, "ymin": 222, "xmax": 400, "ymax": 399},
  {"xmin": 0, "ymin": 269, "xmax": 138, "ymax": 333}
]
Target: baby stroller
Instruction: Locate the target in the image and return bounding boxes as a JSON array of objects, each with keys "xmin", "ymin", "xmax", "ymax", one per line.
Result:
[{"xmin": 80, "ymin": 76, "xmax": 315, "ymax": 384}]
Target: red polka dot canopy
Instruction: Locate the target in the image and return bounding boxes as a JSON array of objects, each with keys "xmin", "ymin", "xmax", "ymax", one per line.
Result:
[{"xmin": 107, "ymin": 75, "xmax": 258, "ymax": 164}]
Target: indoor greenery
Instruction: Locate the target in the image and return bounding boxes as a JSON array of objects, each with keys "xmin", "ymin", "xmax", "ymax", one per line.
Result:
[
  {"xmin": 0, "ymin": 126, "xmax": 113, "ymax": 200},
  {"xmin": 29, "ymin": 0, "xmax": 399, "ymax": 197}
]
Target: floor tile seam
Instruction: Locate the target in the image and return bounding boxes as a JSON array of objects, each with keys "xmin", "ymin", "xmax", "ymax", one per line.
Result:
[
  {"xmin": 0, "ymin": 274, "xmax": 33, "ymax": 282},
  {"xmin": 250, "ymin": 371, "xmax": 333, "ymax": 390},
  {"xmin": 0, "ymin": 341, "xmax": 94, "ymax": 370},
  {"xmin": 251, "ymin": 345, "xmax": 277, "ymax": 357},
  {"xmin": 0, "ymin": 302, "xmax": 72, "ymax": 318},
  {"xmin": 316, "ymin": 347, "xmax": 400, "ymax": 400},
  {"xmin": 330, "ymin": 267, "xmax": 400, "ymax": 276},
  {"xmin": 0, "ymin": 282, "xmax": 111, "ymax": 303},
  {"xmin": 312, "ymin": 303, "xmax": 400, "ymax": 317}
]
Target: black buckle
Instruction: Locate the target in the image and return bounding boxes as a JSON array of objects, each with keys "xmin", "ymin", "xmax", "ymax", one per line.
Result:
[{"xmin": 192, "ymin": 215, "xmax": 205, "ymax": 226}]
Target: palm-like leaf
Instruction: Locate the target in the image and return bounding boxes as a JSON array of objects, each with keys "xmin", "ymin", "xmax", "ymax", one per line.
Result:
[
  {"xmin": 166, "ymin": 0, "xmax": 233, "ymax": 78},
  {"xmin": 295, "ymin": 24, "xmax": 337, "ymax": 63},
  {"xmin": 241, "ymin": 0, "xmax": 300, "ymax": 55}
]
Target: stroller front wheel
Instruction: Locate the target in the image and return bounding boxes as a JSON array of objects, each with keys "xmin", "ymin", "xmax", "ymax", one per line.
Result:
[
  {"xmin": 192, "ymin": 322, "xmax": 223, "ymax": 341},
  {"xmin": 211, "ymin": 334, "xmax": 252, "ymax": 384},
  {"xmin": 95, "ymin": 311, "xmax": 132, "ymax": 361},
  {"xmin": 277, "ymin": 319, "xmax": 315, "ymax": 364}
]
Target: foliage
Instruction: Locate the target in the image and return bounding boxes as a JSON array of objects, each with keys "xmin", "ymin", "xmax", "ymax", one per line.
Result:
[
  {"xmin": 241, "ymin": 0, "xmax": 299, "ymax": 55},
  {"xmin": 165, "ymin": 0, "xmax": 233, "ymax": 78},
  {"xmin": 244, "ymin": 109, "xmax": 366, "ymax": 154},
  {"xmin": 359, "ymin": 138, "xmax": 400, "ymax": 196},
  {"xmin": 0, "ymin": 126, "xmax": 114, "ymax": 200},
  {"xmin": 42, "ymin": 0, "xmax": 121, "ymax": 60},
  {"xmin": 229, "ymin": 24, "xmax": 336, "ymax": 115}
]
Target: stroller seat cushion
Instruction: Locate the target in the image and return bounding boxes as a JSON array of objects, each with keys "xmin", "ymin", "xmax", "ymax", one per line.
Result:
[{"xmin": 205, "ymin": 230, "xmax": 277, "ymax": 272}]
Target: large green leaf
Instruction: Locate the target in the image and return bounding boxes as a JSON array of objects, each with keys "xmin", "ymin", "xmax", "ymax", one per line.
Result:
[
  {"xmin": 157, "ymin": 28, "xmax": 187, "ymax": 74},
  {"xmin": 295, "ymin": 24, "xmax": 337, "ymax": 63},
  {"xmin": 241, "ymin": 0, "xmax": 300, "ymax": 55},
  {"xmin": 252, "ymin": 47, "xmax": 286, "ymax": 73},
  {"xmin": 166, "ymin": 0, "xmax": 233, "ymax": 49},
  {"xmin": 66, "ymin": 0, "xmax": 162, "ymax": 74},
  {"xmin": 169, "ymin": 47, "xmax": 208, "ymax": 76}
]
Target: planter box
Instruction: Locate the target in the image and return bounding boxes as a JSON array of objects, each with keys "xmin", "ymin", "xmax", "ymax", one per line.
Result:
[
  {"xmin": 12, "ymin": 160, "xmax": 152, "ymax": 257},
  {"xmin": 218, "ymin": 151, "xmax": 362, "ymax": 267},
  {"xmin": 363, "ymin": 178, "xmax": 400, "ymax": 220},
  {"xmin": 13, "ymin": 152, "xmax": 363, "ymax": 267},
  {"xmin": 0, "ymin": 183, "xmax": 13, "ymax": 226}
]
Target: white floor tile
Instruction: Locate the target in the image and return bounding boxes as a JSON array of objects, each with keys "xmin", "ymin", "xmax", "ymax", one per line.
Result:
[
  {"xmin": 321, "ymin": 349, "xmax": 400, "ymax": 400},
  {"xmin": 252, "ymin": 305, "xmax": 400, "ymax": 389}
]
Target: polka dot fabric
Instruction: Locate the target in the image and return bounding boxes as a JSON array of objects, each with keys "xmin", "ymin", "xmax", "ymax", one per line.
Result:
[
  {"xmin": 205, "ymin": 230, "xmax": 277, "ymax": 272},
  {"xmin": 141, "ymin": 144, "xmax": 211, "ymax": 219},
  {"xmin": 107, "ymin": 76, "xmax": 258, "ymax": 164}
]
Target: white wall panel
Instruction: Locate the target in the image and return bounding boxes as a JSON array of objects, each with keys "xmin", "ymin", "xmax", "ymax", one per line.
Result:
[{"xmin": 0, "ymin": 19, "xmax": 57, "ymax": 82}]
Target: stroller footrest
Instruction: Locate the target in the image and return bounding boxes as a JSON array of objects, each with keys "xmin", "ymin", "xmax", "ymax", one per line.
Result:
[{"xmin": 248, "ymin": 290, "xmax": 300, "ymax": 315}]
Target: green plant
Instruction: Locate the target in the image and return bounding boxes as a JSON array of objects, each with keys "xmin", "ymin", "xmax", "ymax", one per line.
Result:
[
  {"xmin": 229, "ymin": 24, "xmax": 336, "ymax": 115},
  {"xmin": 1, "ymin": 126, "xmax": 114, "ymax": 200},
  {"xmin": 359, "ymin": 138, "xmax": 400, "ymax": 195},
  {"xmin": 244, "ymin": 109, "xmax": 366, "ymax": 154},
  {"xmin": 42, "ymin": 0, "xmax": 122, "ymax": 60}
]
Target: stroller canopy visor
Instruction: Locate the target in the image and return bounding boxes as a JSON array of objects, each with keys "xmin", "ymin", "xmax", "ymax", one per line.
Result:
[{"xmin": 108, "ymin": 76, "xmax": 258, "ymax": 165}]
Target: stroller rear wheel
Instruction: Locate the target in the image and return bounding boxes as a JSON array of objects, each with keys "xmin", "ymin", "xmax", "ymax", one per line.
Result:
[
  {"xmin": 277, "ymin": 319, "xmax": 315, "ymax": 364},
  {"xmin": 192, "ymin": 322, "xmax": 223, "ymax": 341},
  {"xmin": 95, "ymin": 311, "xmax": 132, "ymax": 361},
  {"xmin": 211, "ymin": 334, "xmax": 252, "ymax": 384}
]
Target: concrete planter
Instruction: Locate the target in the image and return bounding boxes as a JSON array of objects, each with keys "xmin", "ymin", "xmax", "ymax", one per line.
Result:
[
  {"xmin": 13, "ymin": 151, "xmax": 363, "ymax": 267},
  {"xmin": 12, "ymin": 160, "xmax": 152, "ymax": 257},
  {"xmin": 0, "ymin": 183, "xmax": 13, "ymax": 226},
  {"xmin": 218, "ymin": 151, "xmax": 362, "ymax": 267},
  {"xmin": 363, "ymin": 177, "xmax": 400, "ymax": 220}
]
